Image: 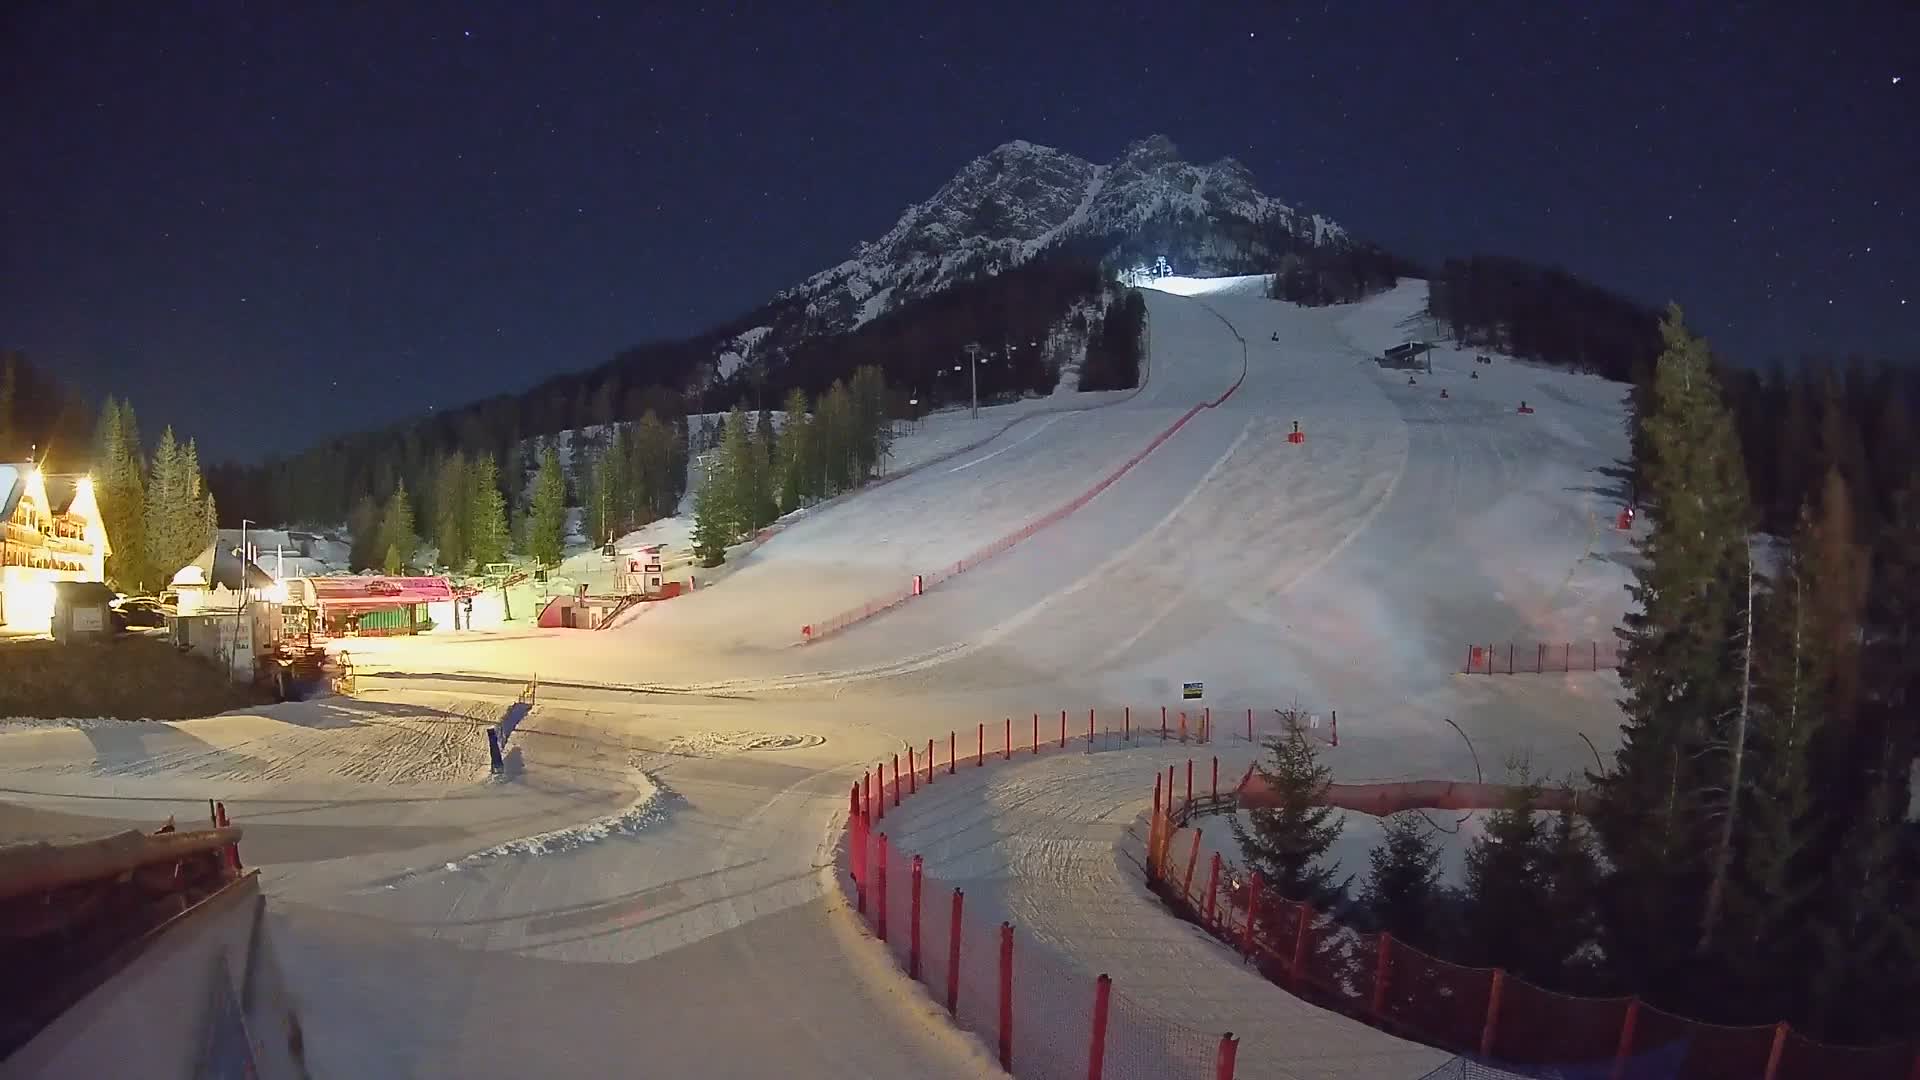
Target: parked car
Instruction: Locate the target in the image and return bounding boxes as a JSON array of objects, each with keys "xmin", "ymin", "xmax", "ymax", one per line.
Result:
[{"xmin": 110, "ymin": 595, "xmax": 170, "ymax": 629}]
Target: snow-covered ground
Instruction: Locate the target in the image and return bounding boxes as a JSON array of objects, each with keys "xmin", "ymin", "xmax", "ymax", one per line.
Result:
[{"xmin": 0, "ymin": 276, "xmax": 1637, "ymax": 1078}]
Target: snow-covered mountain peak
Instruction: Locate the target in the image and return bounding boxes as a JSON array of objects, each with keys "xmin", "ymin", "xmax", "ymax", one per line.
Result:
[{"xmin": 770, "ymin": 136, "xmax": 1344, "ymax": 337}]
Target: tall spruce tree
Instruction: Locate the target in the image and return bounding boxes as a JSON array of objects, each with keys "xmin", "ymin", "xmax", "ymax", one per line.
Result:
[
  {"xmin": 777, "ymin": 388, "xmax": 814, "ymax": 510},
  {"xmin": 631, "ymin": 411, "xmax": 677, "ymax": 520},
  {"xmin": 348, "ymin": 493, "xmax": 381, "ymax": 571},
  {"xmin": 718, "ymin": 407, "xmax": 757, "ymax": 539},
  {"xmin": 1594, "ymin": 305, "xmax": 1753, "ymax": 986},
  {"xmin": 751, "ymin": 412, "xmax": 778, "ymax": 527},
  {"xmin": 465, "ymin": 454, "xmax": 509, "ymax": 569},
  {"xmin": 432, "ymin": 453, "xmax": 469, "ymax": 571},
  {"xmin": 690, "ymin": 481, "xmax": 728, "ymax": 568},
  {"xmin": 1361, "ymin": 813, "xmax": 1444, "ymax": 945},
  {"xmin": 1462, "ymin": 774, "xmax": 1560, "ymax": 982},
  {"xmin": 143, "ymin": 427, "xmax": 200, "ymax": 583},
  {"xmin": 1229, "ymin": 721, "xmax": 1343, "ymax": 902},
  {"xmin": 527, "ymin": 447, "xmax": 567, "ymax": 565},
  {"xmin": 378, "ymin": 479, "xmax": 416, "ymax": 573},
  {"xmin": 95, "ymin": 397, "xmax": 149, "ymax": 591}
]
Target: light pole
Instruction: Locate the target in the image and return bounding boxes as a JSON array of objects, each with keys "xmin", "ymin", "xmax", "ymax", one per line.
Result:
[
  {"xmin": 233, "ymin": 519, "xmax": 253, "ymax": 682},
  {"xmin": 964, "ymin": 342, "xmax": 984, "ymax": 419}
]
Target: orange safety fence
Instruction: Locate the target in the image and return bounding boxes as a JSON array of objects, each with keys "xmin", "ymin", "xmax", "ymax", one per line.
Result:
[
  {"xmin": 843, "ymin": 721, "xmax": 1239, "ymax": 1079},
  {"xmin": 1463, "ymin": 640, "xmax": 1622, "ymax": 675},
  {"xmin": 1145, "ymin": 776, "xmax": 1918, "ymax": 1080}
]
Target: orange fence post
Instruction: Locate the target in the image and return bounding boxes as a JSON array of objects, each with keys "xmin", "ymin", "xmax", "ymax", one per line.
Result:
[
  {"xmin": 1204, "ymin": 852, "xmax": 1222, "ymax": 926},
  {"xmin": 949, "ymin": 732, "xmax": 956, "ymax": 775},
  {"xmin": 1763, "ymin": 1022, "xmax": 1789, "ymax": 1080},
  {"xmin": 1149, "ymin": 776, "xmax": 1163, "ymax": 881},
  {"xmin": 1565, "ymin": 641, "xmax": 1572, "ymax": 671},
  {"xmin": 1371, "ymin": 933, "xmax": 1392, "ymax": 1020},
  {"xmin": 1124, "ymin": 706, "xmax": 1130, "ymax": 740},
  {"xmin": 1060, "ymin": 709, "xmax": 1067, "ymax": 748},
  {"xmin": 1480, "ymin": 969, "xmax": 1506, "ymax": 1057},
  {"xmin": 1183, "ymin": 829, "xmax": 1204, "ymax": 900},
  {"xmin": 1289, "ymin": 900, "xmax": 1311, "ymax": 988},
  {"xmin": 892, "ymin": 754, "xmax": 901, "ymax": 806},
  {"xmin": 909, "ymin": 854, "xmax": 924, "ymax": 979},
  {"xmin": 1610, "ymin": 998, "xmax": 1640, "ymax": 1080},
  {"xmin": 1088, "ymin": 707, "xmax": 1095, "ymax": 747},
  {"xmin": 1204, "ymin": 706, "xmax": 1211, "ymax": 742},
  {"xmin": 1087, "ymin": 974, "xmax": 1113, "ymax": 1080},
  {"xmin": 998, "ymin": 923, "xmax": 1015, "ymax": 1072},
  {"xmin": 1004, "ymin": 717, "xmax": 1011, "ymax": 759},
  {"xmin": 1247, "ymin": 707, "xmax": 1254, "ymax": 742},
  {"xmin": 978, "ymin": 723, "xmax": 984, "ymax": 766},
  {"xmin": 1593, "ymin": 640, "xmax": 1599, "ymax": 670},
  {"xmin": 1242, "ymin": 873, "xmax": 1264, "ymax": 958},
  {"xmin": 1186, "ymin": 758, "xmax": 1194, "ymax": 807},
  {"xmin": 1331, "ymin": 710, "xmax": 1338, "ymax": 747},
  {"xmin": 864, "ymin": 770, "xmax": 873, "ymax": 820},
  {"xmin": 1215, "ymin": 1033, "xmax": 1239, "ymax": 1080},
  {"xmin": 849, "ymin": 781, "xmax": 860, "ymax": 819},
  {"xmin": 1211, "ymin": 756, "xmax": 1219, "ymax": 799},
  {"xmin": 1179, "ymin": 711, "xmax": 1189, "ymax": 743},
  {"xmin": 876, "ymin": 764, "xmax": 885, "ymax": 821},
  {"xmin": 876, "ymin": 833, "xmax": 890, "ymax": 942},
  {"xmin": 908, "ymin": 746, "xmax": 916, "ymax": 794},
  {"xmin": 927, "ymin": 738, "xmax": 935, "ymax": 785},
  {"xmin": 946, "ymin": 889, "xmax": 964, "ymax": 1014},
  {"xmin": 1161, "ymin": 705, "xmax": 1168, "ymax": 740},
  {"xmin": 1033, "ymin": 713, "xmax": 1039, "ymax": 754}
]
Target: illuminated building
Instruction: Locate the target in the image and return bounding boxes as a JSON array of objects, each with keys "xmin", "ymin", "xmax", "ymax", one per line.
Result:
[{"xmin": 0, "ymin": 464, "xmax": 110, "ymax": 633}]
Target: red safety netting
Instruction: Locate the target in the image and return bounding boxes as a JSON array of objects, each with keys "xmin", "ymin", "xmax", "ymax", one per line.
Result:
[
  {"xmin": 1461, "ymin": 640, "xmax": 1622, "ymax": 674},
  {"xmin": 1627, "ymin": 1001, "xmax": 1775, "ymax": 1080},
  {"xmin": 1775, "ymin": 1027, "xmax": 1915, "ymax": 1080},
  {"xmin": 1487, "ymin": 974, "xmax": 1629, "ymax": 1065},
  {"xmin": 1383, "ymin": 940, "xmax": 1495, "ymax": 1054}
]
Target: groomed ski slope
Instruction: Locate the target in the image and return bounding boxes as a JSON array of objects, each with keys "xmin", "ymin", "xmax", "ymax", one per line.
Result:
[{"xmin": 0, "ymin": 277, "xmax": 1636, "ymax": 1078}]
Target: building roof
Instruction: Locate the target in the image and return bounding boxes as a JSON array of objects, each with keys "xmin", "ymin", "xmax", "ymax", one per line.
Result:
[
  {"xmin": 305, "ymin": 575, "xmax": 453, "ymax": 606},
  {"xmin": 172, "ymin": 541, "xmax": 276, "ymax": 591}
]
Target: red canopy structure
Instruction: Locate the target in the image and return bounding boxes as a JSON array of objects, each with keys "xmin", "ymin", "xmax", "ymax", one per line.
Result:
[{"xmin": 306, "ymin": 575, "xmax": 452, "ymax": 612}]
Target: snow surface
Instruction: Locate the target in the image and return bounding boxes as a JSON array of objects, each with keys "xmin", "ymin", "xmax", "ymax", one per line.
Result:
[{"xmin": 0, "ymin": 276, "xmax": 1637, "ymax": 1078}]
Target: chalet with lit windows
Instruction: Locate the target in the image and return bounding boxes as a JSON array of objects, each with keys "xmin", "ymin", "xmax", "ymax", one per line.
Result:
[{"xmin": 0, "ymin": 463, "xmax": 110, "ymax": 631}]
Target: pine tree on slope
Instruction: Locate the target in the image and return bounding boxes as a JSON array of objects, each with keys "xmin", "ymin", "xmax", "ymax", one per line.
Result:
[
  {"xmin": 1593, "ymin": 305, "xmax": 1754, "ymax": 987},
  {"xmin": 777, "ymin": 388, "xmax": 813, "ymax": 511},
  {"xmin": 527, "ymin": 447, "xmax": 567, "ymax": 566},
  {"xmin": 465, "ymin": 454, "xmax": 510, "ymax": 569},
  {"xmin": 95, "ymin": 398, "xmax": 148, "ymax": 591},
  {"xmin": 1361, "ymin": 813, "xmax": 1443, "ymax": 946},
  {"xmin": 690, "ymin": 481, "xmax": 728, "ymax": 568},
  {"xmin": 378, "ymin": 479, "xmax": 416, "ymax": 574},
  {"xmin": 433, "ymin": 453, "xmax": 469, "ymax": 571},
  {"xmin": 1229, "ymin": 722, "xmax": 1343, "ymax": 903}
]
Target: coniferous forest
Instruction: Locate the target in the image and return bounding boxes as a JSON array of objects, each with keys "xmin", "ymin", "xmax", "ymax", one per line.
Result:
[{"xmin": 1242, "ymin": 305, "xmax": 1919, "ymax": 1047}]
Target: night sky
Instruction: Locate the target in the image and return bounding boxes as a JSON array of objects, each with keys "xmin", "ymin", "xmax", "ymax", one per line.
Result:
[{"xmin": 3, "ymin": 3, "xmax": 1913, "ymax": 459}]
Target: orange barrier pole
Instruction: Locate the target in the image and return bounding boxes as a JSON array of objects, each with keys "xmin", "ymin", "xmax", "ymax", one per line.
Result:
[
  {"xmin": 1763, "ymin": 1023, "xmax": 1789, "ymax": 1080},
  {"xmin": 1214, "ymin": 1034, "xmax": 1239, "ymax": 1080},
  {"xmin": 907, "ymin": 746, "xmax": 916, "ymax": 794},
  {"xmin": 1182, "ymin": 829, "xmax": 1203, "ymax": 900},
  {"xmin": 1609, "ymin": 999, "xmax": 1640, "ymax": 1080},
  {"xmin": 1480, "ymin": 969, "xmax": 1506, "ymax": 1057},
  {"xmin": 1371, "ymin": 933, "xmax": 1392, "ymax": 1019}
]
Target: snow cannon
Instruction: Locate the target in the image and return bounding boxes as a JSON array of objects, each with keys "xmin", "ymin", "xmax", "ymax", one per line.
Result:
[
  {"xmin": 1616, "ymin": 507, "xmax": 1635, "ymax": 530},
  {"xmin": 1517, "ymin": 400, "xmax": 1535, "ymax": 414},
  {"xmin": 802, "ymin": 624, "xmax": 813, "ymax": 641},
  {"xmin": 1407, "ymin": 376, "xmax": 1417, "ymax": 385},
  {"xmin": 1287, "ymin": 420, "xmax": 1305, "ymax": 445},
  {"xmin": 1470, "ymin": 370, "xmax": 1479, "ymax": 379},
  {"xmin": 1440, "ymin": 388, "xmax": 1449, "ymax": 399}
]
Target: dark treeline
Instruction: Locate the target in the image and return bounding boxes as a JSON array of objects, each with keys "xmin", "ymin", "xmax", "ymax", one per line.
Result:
[
  {"xmin": 208, "ymin": 254, "xmax": 1145, "ymax": 528},
  {"xmin": 1266, "ymin": 242, "xmax": 1423, "ymax": 307},
  {"xmin": 1241, "ymin": 309, "xmax": 1920, "ymax": 1047},
  {"xmin": 1428, "ymin": 254, "xmax": 1664, "ymax": 383},
  {"xmin": 0, "ymin": 351, "xmax": 94, "ymax": 469},
  {"xmin": 763, "ymin": 254, "xmax": 1144, "ymax": 410}
]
